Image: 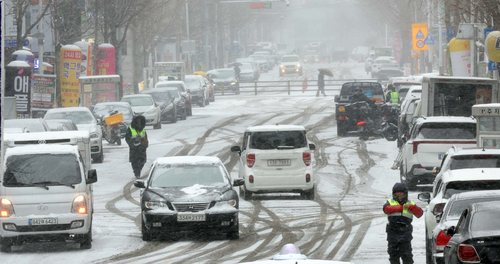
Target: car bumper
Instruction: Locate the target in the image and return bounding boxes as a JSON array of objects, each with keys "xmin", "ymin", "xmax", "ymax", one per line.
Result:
[
  {"xmin": 90, "ymin": 137, "xmax": 101, "ymax": 155},
  {"xmin": 280, "ymin": 67, "xmax": 301, "ymax": 73},
  {"xmin": 405, "ymin": 164, "xmax": 435, "ymax": 184},
  {"xmin": 239, "ymin": 75, "xmax": 254, "ymax": 82},
  {"xmin": 214, "ymin": 84, "xmax": 238, "ymax": 92},
  {"xmin": 244, "ymin": 172, "xmax": 314, "ymax": 193},
  {"xmin": 142, "ymin": 211, "xmax": 238, "ymax": 233},
  {"xmin": 139, "ymin": 112, "xmax": 159, "ymax": 125}
]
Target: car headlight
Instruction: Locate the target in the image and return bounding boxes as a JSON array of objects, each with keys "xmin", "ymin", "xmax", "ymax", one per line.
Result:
[
  {"xmin": 231, "ymin": 81, "xmax": 237, "ymax": 85},
  {"xmin": 280, "ymin": 64, "xmax": 284, "ymax": 68},
  {"xmin": 215, "ymin": 199, "xmax": 237, "ymax": 208},
  {"xmin": 297, "ymin": 64, "xmax": 301, "ymax": 67},
  {"xmin": 145, "ymin": 108, "xmax": 157, "ymax": 115},
  {"xmin": 90, "ymin": 132, "xmax": 99, "ymax": 139},
  {"xmin": 145, "ymin": 200, "xmax": 169, "ymax": 210}
]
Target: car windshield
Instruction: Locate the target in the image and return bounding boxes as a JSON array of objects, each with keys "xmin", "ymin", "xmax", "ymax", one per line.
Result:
[
  {"xmin": 121, "ymin": 97, "xmax": 153, "ymax": 106},
  {"xmin": 450, "ymin": 155, "xmax": 500, "ymax": 170},
  {"xmin": 240, "ymin": 64, "xmax": 253, "ymax": 71},
  {"xmin": 156, "ymin": 82, "xmax": 185, "ymax": 92},
  {"xmin": 167, "ymin": 90, "xmax": 180, "ymax": 98},
  {"xmin": 3, "ymin": 154, "xmax": 82, "ymax": 187},
  {"xmin": 184, "ymin": 78, "xmax": 201, "ymax": 89},
  {"xmin": 340, "ymin": 83, "xmax": 384, "ymax": 96},
  {"xmin": 214, "ymin": 70, "xmax": 235, "ymax": 79},
  {"xmin": 250, "ymin": 55, "xmax": 266, "ymax": 61},
  {"xmin": 444, "ymin": 181, "xmax": 500, "ymax": 199},
  {"xmin": 149, "ymin": 164, "xmax": 228, "ymax": 187},
  {"xmin": 445, "ymin": 198, "xmax": 500, "ymax": 221},
  {"xmin": 93, "ymin": 105, "xmax": 133, "ymax": 120},
  {"xmin": 4, "ymin": 120, "xmax": 46, "ymax": 132},
  {"xmin": 282, "ymin": 56, "xmax": 299, "ymax": 62},
  {"xmin": 45, "ymin": 111, "xmax": 95, "ymax": 125},
  {"xmin": 471, "ymin": 210, "xmax": 500, "ymax": 232},
  {"xmin": 416, "ymin": 123, "xmax": 476, "ymax": 139},
  {"xmin": 147, "ymin": 92, "xmax": 170, "ymax": 103},
  {"xmin": 250, "ymin": 131, "xmax": 307, "ymax": 150}
]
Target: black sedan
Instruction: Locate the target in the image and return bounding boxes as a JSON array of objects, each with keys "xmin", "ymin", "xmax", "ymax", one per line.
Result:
[
  {"xmin": 444, "ymin": 201, "xmax": 500, "ymax": 263},
  {"xmin": 134, "ymin": 156, "xmax": 244, "ymax": 241},
  {"xmin": 141, "ymin": 89, "xmax": 178, "ymax": 123},
  {"xmin": 157, "ymin": 87, "xmax": 187, "ymax": 120}
]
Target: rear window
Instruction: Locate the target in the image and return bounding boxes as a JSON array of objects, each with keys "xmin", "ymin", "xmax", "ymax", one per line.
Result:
[
  {"xmin": 433, "ymin": 83, "xmax": 492, "ymax": 116},
  {"xmin": 444, "ymin": 181, "xmax": 500, "ymax": 199},
  {"xmin": 450, "ymin": 155, "xmax": 500, "ymax": 170},
  {"xmin": 446, "ymin": 197, "xmax": 500, "ymax": 221},
  {"xmin": 416, "ymin": 122, "xmax": 476, "ymax": 139},
  {"xmin": 250, "ymin": 131, "xmax": 307, "ymax": 150},
  {"xmin": 472, "ymin": 210, "xmax": 500, "ymax": 232},
  {"xmin": 340, "ymin": 83, "xmax": 384, "ymax": 96}
]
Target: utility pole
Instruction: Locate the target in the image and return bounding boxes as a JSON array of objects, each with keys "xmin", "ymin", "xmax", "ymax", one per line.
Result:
[
  {"xmin": 204, "ymin": 7, "xmax": 209, "ymax": 70},
  {"xmin": 185, "ymin": 1, "xmax": 192, "ymax": 73},
  {"xmin": 38, "ymin": 0, "xmax": 44, "ymax": 74}
]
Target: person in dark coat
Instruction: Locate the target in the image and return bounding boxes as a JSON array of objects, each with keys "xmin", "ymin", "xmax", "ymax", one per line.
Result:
[
  {"xmin": 316, "ymin": 71, "xmax": 326, "ymax": 97},
  {"xmin": 125, "ymin": 115, "xmax": 149, "ymax": 178},
  {"xmin": 383, "ymin": 183, "xmax": 423, "ymax": 264}
]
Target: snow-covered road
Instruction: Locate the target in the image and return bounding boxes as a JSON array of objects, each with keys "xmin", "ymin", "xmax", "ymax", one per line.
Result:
[{"xmin": 1, "ymin": 61, "xmax": 428, "ymax": 264}]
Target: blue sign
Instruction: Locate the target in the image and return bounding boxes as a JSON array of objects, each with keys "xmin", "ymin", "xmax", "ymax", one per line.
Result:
[
  {"xmin": 485, "ymin": 28, "xmax": 494, "ymax": 40},
  {"xmin": 5, "ymin": 38, "xmax": 30, "ymax": 48},
  {"xmin": 489, "ymin": 61, "xmax": 498, "ymax": 71},
  {"xmin": 424, "ymin": 33, "xmax": 434, "ymax": 45},
  {"xmin": 416, "ymin": 30, "xmax": 425, "ymax": 39},
  {"xmin": 447, "ymin": 26, "xmax": 456, "ymax": 41}
]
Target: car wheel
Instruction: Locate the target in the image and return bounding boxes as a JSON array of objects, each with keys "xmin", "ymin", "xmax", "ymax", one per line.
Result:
[
  {"xmin": 0, "ymin": 237, "xmax": 12, "ymax": 252},
  {"xmin": 240, "ymin": 185, "xmax": 252, "ymax": 200},
  {"xmin": 425, "ymin": 231, "xmax": 433, "ymax": 264},
  {"xmin": 153, "ymin": 118, "xmax": 162, "ymax": 129},
  {"xmin": 80, "ymin": 226, "xmax": 92, "ymax": 249},
  {"xmin": 210, "ymin": 93, "xmax": 215, "ymax": 102},
  {"xmin": 187, "ymin": 105, "xmax": 193, "ymax": 116},
  {"xmin": 205, "ymin": 97, "xmax": 210, "ymax": 106},
  {"xmin": 404, "ymin": 172, "xmax": 416, "ymax": 191},
  {"xmin": 226, "ymin": 225, "xmax": 239, "ymax": 240},
  {"xmin": 301, "ymin": 188, "xmax": 315, "ymax": 200},
  {"xmin": 94, "ymin": 148, "xmax": 104, "ymax": 163},
  {"xmin": 170, "ymin": 109, "xmax": 177, "ymax": 123},
  {"xmin": 181, "ymin": 108, "xmax": 187, "ymax": 120},
  {"xmin": 142, "ymin": 220, "xmax": 152, "ymax": 241}
]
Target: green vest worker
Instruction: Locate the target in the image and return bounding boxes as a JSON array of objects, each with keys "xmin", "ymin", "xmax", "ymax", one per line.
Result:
[
  {"xmin": 383, "ymin": 183, "xmax": 423, "ymax": 264},
  {"xmin": 125, "ymin": 115, "xmax": 149, "ymax": 178},
  {"xmin": 390, "ymin": 91, "xmax": 400, "ymax": 104}
]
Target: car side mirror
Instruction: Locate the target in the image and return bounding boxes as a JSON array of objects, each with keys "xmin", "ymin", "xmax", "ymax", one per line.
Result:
[
  {"xmin": 309, "ymin": 143, "xmax": 316, "ymax": 150},
  {"xmin": 86, "ymin": 169, "xmax": 98, "ymax": 184},
  {"xmin": 433, "ymin": 167, "xmax": 440, "ymax": 175},
  {"xmin": 334, "ymin": 95, "xmax": 340, "ymax": 103},
  {"xmin": 231, "ymin": 146, "xmax": 241, "ymax": 155},
  {"xmin": 444, "ymin": 226, "xmax": 455, "ymax": 237},
  {"xmin": 418, "ymin": 192, "xmax": 431, "ymax": 204},
  {"xmin": 134, "ymin": 180, "xmax": 146, "ymax": 188},
  {"xmin": 233, "ymin": 178, "xmax": 245, "ymax": 187},
  {"xmin": 411, "ymin": 116, "xmax": 419, "ymax": 124},
  {"xmin": 436, "ymin": 213, "xmax": 442, "ymax": 223}
]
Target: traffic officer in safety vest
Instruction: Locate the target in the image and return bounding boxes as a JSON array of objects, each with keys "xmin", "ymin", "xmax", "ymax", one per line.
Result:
[
  {"xmin": 386, "ymin": 84, "xmax": 400, "ymax": 104},
  {"xmin": 383, "ymin": 182, "xmax": 423, "ymax": 264},
  {"xmin": 125, "ymin": 115, "xmax": 149, "ymax": 178}
]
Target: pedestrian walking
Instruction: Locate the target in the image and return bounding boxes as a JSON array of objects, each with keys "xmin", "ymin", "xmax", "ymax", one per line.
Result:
[
  {"xmin": 125, "ymin": 115, "xmax": 149, "ymax": 178},
  {"xmin": 316, "ymin": 71, "xmax": 325, "ymax": 97},
  {"xmin": 383, "ymin": 182, "xmax": 423, "ymax": 264}
]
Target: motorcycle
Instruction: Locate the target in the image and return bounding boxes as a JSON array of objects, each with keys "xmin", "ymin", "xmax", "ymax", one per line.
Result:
[
  {"xmin": 346, "ymin": 101, "xmax": 398, "ymax": 141},
  {"xmin": 100, "ymin": 110, "xmax": 122, "ymax": 145}
]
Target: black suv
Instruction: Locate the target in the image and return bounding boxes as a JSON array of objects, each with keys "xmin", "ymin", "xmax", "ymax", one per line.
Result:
[{"xmin": 334, "ymin": 82, "xmax": 385, "ymax": 136}]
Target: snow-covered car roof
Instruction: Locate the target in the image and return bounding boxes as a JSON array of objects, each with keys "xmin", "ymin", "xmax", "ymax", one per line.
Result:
[
  {"xmin": 471, "ymin": 200, "xmax": 500, "ymax": 212},
  {"xmin": 423, "ymin": 75, "xmax": 494, "ymax": 82},
  {"xmin": 245, "ymin": 125, "xmax": 306, "ymax": 132},
  {"xmin": 414, "ymin": 116, "xmax": 476, "ymax": 125},
  {"xmin": 4, "ymin": 130, "xmax": 90, "ymax": 142},
  {"xmin": 122, "ymin": 94, "xmax": 153, "ymax": 98},
  {"xmin": 442, "ymin": 168, "xmax": 500, "ymax": 182},
  {"xmin": 448, "ymin": 147, "xmax": 500, "ymax": 156},
  {"xmin": 157, "ymin": 80, "xmax": 185, "ymax": 85},
  {"xmin": 46, "ymin": 107, "xmax": 91, "ymax": 113},
  {"xmin": 448, "ymin": 189, "xmax": 500, "ymax": 201},
  {"xmin": 4, "ymin": 144, "xmax": 80, "ymax": 163},
  {"xmin": 153, "ymin": 156, "xmax": 223, "ymax": 166},
  {"xmin": 94, "ymin": 102, "xmax": 131, "ymax": 107}
]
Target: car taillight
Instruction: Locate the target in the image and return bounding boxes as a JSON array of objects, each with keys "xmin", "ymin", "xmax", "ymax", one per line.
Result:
[
  {"xmin": 306, "ymin": 174, "xmax": 311, "ymax": 182},
  {"xmin": 432, "ymin": 203, "xmax": 446, "ymax": 215},
  {"xmin": 458, "ymin": 244, "xmax": 480, "ymax": 262},
  {"xmin": 247, "ymin": 153, "xmax": 255, "ymax": 168},
  {"xmin": 71, "ymin": 195, "xmax": 87, "ymax": 214},
  {"xmin": 435, "ymin": 230, "xmax": 451, "ymax": 247},
  {"xmin": 249, "ymin": 175, "xmax": 254, "ymax": 183},
  {"xmin": 0, "ymin": 199, "xmax": 15, "ymax": 217},
  {"xmin": 303, "ymin": 151, "xmax": 311, "ymax": 166},
  {"xmin": 357, "ymin": 121, "xmax": 365, "ymax": 125},
  {"xmin": 338, "ymin": 116, "xmax": 347, "ymax": 120}
]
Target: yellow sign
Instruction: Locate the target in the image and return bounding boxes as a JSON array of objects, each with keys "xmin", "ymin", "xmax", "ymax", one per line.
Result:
[
  {"xmin": 412, "ymin": 23, "xmax": 428, "ymax": 51},
  {"xmin": 486, "ymin": 31, "xmax": 500, "ymax": 62},
  {"xmin": 59, "ymin": 45, "xmax": 82, "ymax": 107}
]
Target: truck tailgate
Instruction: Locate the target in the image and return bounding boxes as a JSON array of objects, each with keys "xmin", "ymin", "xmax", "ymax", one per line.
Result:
[{"xmin": 415, "ymin": 141, "xmax": 476, "ymax": 167}]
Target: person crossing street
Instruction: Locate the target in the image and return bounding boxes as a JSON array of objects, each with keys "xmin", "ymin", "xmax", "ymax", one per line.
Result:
[
  {"xmin": 383, "ymin": 183, "xmax": 423, "ymax": 264},
  {"xmin": 125, "ymin": 115, "xmax": 149, "ymax": 178}
]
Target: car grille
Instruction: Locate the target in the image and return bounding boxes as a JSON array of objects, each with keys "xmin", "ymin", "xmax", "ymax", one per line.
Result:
[
  {"xmin": 13, "ymin": 139, "xmax": 71, "ymax": 145},
  {"xmin": 172, "ymin": 202, "xmax": 209, "ymax": 212},
  {"xmin": 16, "ymin": 224, "xmax": 72, "ymax": 232},
  {"xmin": 285, "ymin": 65, "xmax": 296, "ymax": 69}
]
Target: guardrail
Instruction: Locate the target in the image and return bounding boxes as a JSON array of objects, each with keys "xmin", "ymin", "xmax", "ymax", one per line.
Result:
[{"xmin": 216, "ymin": 78, "xmax": 386, "ymax": 96}]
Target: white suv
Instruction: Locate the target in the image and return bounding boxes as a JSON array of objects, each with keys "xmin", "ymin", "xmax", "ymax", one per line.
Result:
[
  {"xmin": 279, "ymin": 55, "xmax": 302, "ymax": 76},
  {"xmin": 231, "ymin": 125, "xmax": 316, "ymax": 200}
]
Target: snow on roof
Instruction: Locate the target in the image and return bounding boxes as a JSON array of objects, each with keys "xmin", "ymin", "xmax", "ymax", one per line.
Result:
[
  {"xmin": 12, "ymin": 50, "xmax": 34, "ymax": 56},
  {"xmin": 443, "ymin": 168, "xmax": 500, "ymax": 182},
  {"xmin": 246, "ymin": 124, "xmax": 306, "ymax": 132},
  {"xmin": 7, "ymin": 60, "xmax": 30, "ymax": 67},
  {"xmin": 472, "ymin": 201, "xmax": 500, "ymax": 212},
  {"xmin": 4, "ymin": 145, "xmax": 80, "ymax": 166},
  {"xmin": 98, "ymin": 43, "xmax": 114, "ymax": 48},
  {"xmin": 61, "ymin": 44, "xmax": 81, "ymax": 51},
  {"xmin": 4, "ymin": 130, "xmax": 90, "ymax": 141},
  {"xmin": 473, "ymin": 103, "xmax": 500, "ymax": 108},
  {"xmin": 46, "ymin": 107, "xmax": 91, "ymax": 113},
  {"xmin": 450, "ymin": 147, "xmax": 500, "ymax": 156},
  {"xmin": 122, "ymin": 94, "xmax": 152, "ymax": 98},
  {"xmin": 415, "ymin": 116, "xmax": 476, "ymax": 124},
  {"xmin": 95, "ymin": 102, "xmax": 130, "ymax": 107},
  {"xmin": 423, "ymin": 75, "xmax": 495, "ymax": 82},
  {"xmin": 154, "ymin": 156, "xmax": 222, "ymax": 166},
  {"xmin": 450, "ymin": 189, "xmax": 500, "ymax": 200}
]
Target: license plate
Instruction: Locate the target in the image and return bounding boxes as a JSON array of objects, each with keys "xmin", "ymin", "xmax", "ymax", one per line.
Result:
[
  {"xmin": 29, "ymin": 218, "xmax": 58, "ymax": 225},
  {"xmin": 177, "ymin": 214, "xmax": 206, "ymax": 222},
  {"xmin": 267, "ymin": 159, "xmax": 291, "ymax": 166}
]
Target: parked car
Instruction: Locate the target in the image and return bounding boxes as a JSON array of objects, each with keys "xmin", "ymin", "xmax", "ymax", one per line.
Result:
[
  {"xmin": 45, "ymin": 119, "xmax": 79, "ymax": 131},
  {"xmin": 121, "ymin": 94, "xmax": 162, "ymax": 129},
  {"xmin": 152, "ymin": 88, "xmax": 187, "ymax": 120},
  {"xmin": 238, "ymin": 63, "xmax": 257, "ymax": 82},
  {"xmin": 371, "ymin": 56, "xmax": 398, "ymax": 78},
  {"xmin": 443, "ymin": 201, "xmax": 500, "ymax": 264},
  {"xmin": 397, "ymin": 98, "xmax": 420, "ymax": 148},
  {"xmin": 235, "ymin": 58, "xmax": 260, "ymax": 80},
  {"xmin": 231, "ymin": 125, "xmax": 316, "ymax": 200},
  {"xmin": 249, "ymin": 54, "xmax": 269, "ymax": 72},
  {"xmin": 206, "ymin": 68, "xmax": 240, "ymax": 94},
  {"xmin": 400, "ymin": 85, "xmax": 422, "ymax": 110},
  {"xmin": 195, "ymin": 74, "xmax": 215, "ymax": 103},
  {"xmin": 279, "ymin": 55, "xmax": 302, "ymax": 76},
  {"xmin": 400, "ymin": 116, "xmax": 477, "ymax": 189},
  {"xmin": 92, "ymin": 102, "xmax": 134, "ymax": 138},
  {"xmin": 428, "ymin": 190, "xmax": 500, "ymax": 264},
  {"xmin": 141, "ymin": 89, "xmax": 178, "ymax": 123},
  {"xmin": 155, "ymin": 80, "xmax": 192, "ymax": 116},
  {"xmin": 44, "ymin": 107, "xmax": 104, "ymax": 163},
  {"xmin": 185, "ymin": 75, "xmax": 209, "ymax": 107},
  {"xmin": 134, "ymin": 156, "xmax": 244, "ymax": 240},
  {"xmin": 4, "ymin": 118, "xmax": 50, "ymax": 133},
  {"xmin": 253, "ymin": 51, "xmax": 274, "ymax": 70}
]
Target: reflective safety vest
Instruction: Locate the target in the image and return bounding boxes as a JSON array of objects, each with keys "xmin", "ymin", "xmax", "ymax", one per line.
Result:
[
  {"xmin": 129, "ymin": 127, "xmax": 146, "ymax": 138},
  {"xmin": 386, "ymin": 199, "xmax": 415, "ymax": 219},
  {"xmin": 390, "ymin": 92, "xmax": 399, "ymax": 104}
]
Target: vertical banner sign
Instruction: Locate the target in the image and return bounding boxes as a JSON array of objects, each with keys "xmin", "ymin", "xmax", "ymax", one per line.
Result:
[
  {"xmin": 96, "ymin": 43, "xmax": 116, "ymax": 102},
  {"xmin": 449, "ymin": 38, "xmax": 471, "ymax": 77},
  {"xmin": 32, "ymin": 74, "xmax": 56, "ymax": 117},
  {"xmin": 59, "ymin": 45, "xmax": 82, "ymax": 107},
  {"xmin": 74, "ymin": 41, "xmax": 93, "ymax": 77},
  {"xmin": 412, "ymin": 23, "xmax": 428, "ymax": 51},
  {"xmin": 5, "ymin": 61, "xmax": 32, "ymax": 118}
]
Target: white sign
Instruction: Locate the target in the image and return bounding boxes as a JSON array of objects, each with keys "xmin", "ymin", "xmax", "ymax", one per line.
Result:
[{"xmin": 404, "ymin": 63, "xmax": 412, "ymax": 76}]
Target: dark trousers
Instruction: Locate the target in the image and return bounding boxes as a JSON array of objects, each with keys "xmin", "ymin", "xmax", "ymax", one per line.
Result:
[
  {"xmin": 131, "ymin": 157, "xmax": 146, "ymax": 177},
  {"xmin": 388, "ymin": 240, "xmax": 413, "ymax": 264},
  {"xmin": 316, "ymin": 85, "xmax": 325, "ymax": 96}
]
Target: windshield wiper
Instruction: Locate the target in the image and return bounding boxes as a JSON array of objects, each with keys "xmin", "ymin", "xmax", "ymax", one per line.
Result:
[{"xmin": 33, "ymin": 181, "xmax": 76, "ymax": 189}]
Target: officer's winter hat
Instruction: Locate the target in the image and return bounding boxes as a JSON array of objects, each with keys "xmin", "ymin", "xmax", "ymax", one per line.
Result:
[{"xmin": 392, "ymin": 182, "xmax": 408, "ymax": 204}]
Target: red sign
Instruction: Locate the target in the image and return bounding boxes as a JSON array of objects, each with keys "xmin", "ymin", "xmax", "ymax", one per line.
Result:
[
  {"xmin": 250, "ymin": 3, "xmax": 271, "ymax": 9},
  {"xmin": 64, "ymin": 50, "xmax": 82, "ymax": 60}
]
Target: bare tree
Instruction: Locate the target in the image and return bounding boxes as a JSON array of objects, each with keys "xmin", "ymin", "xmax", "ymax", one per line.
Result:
[{"xmin": 6, "ymin": 0, "xmax": 51, "ymax": 50}]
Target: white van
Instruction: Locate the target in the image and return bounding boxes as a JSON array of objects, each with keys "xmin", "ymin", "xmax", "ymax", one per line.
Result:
[
  {"xmin": 0, "ymin": 145, "xmax": 97, "ymax": 252},
  {"xmin": 231, "ymin": 125, "xmax": 316, "ymax": 200},
  {"xmin": 2, "ymin": 131, "xmax": 92, "ymax": 172}
]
